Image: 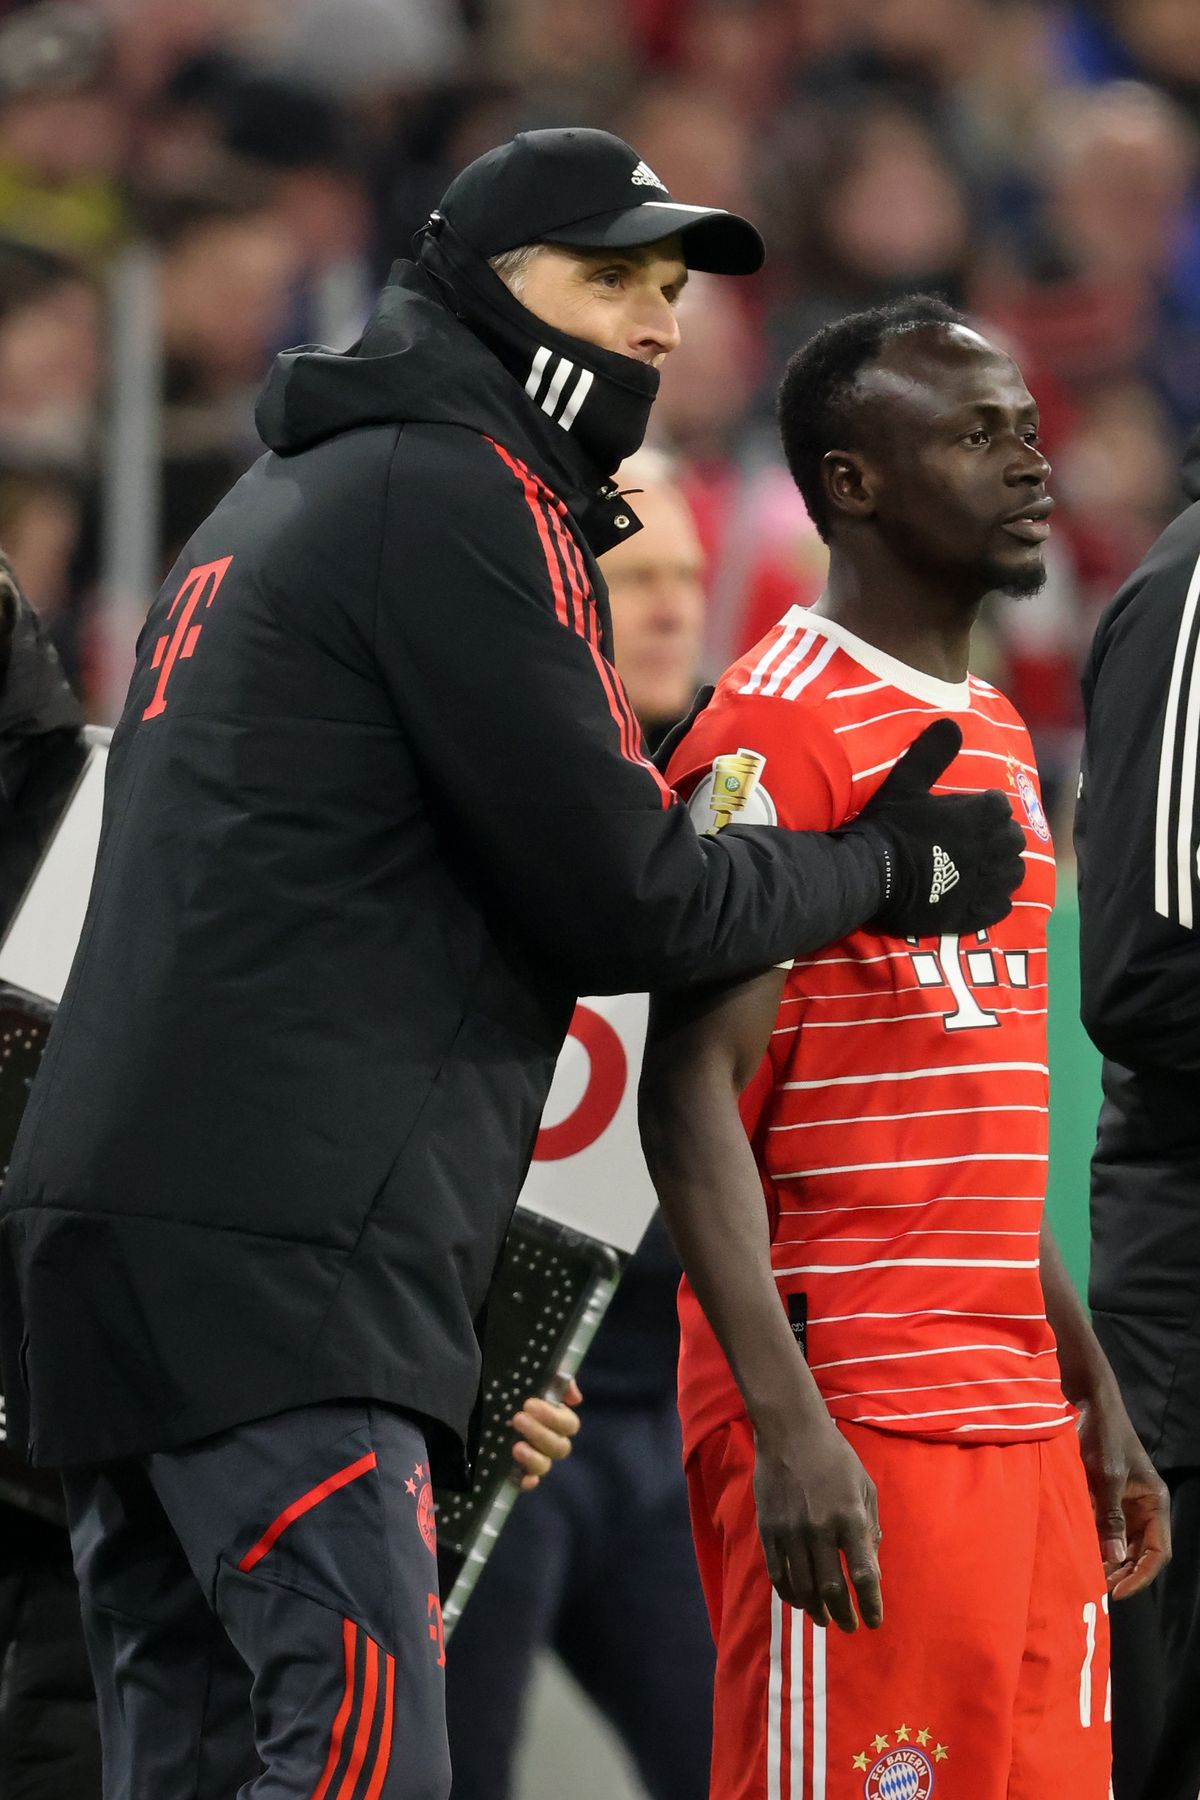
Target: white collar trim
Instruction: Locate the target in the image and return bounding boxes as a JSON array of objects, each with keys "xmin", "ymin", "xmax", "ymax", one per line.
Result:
[{"xmin": 787, "ymin": 606, "xmax": 973, "ymax": 710}]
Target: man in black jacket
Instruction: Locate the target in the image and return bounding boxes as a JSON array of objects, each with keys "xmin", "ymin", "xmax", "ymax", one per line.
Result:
[
  {"xmin": 1076, "ymin": 428, "xmax": 1200, "ymax": 1800},
  {"xmin": 0, "ymin": 129, "xmax": 1025, "ymax": 1799}
]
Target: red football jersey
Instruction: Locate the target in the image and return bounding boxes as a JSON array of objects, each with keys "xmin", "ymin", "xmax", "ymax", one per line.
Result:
[{"xmin": 667, "ymin": 608, "xmax": 1073, "ymax": 1458}]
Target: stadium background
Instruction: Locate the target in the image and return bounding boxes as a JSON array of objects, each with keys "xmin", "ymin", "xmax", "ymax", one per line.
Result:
[{"xmin": 0, "ymin": 0, "xmax": 1193, "ymax": 1791}]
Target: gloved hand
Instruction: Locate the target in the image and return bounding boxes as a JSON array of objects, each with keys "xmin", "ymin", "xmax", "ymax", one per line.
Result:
[{"xmin": 844, "ymin": 717, "xmax": 1026, "ymax": 937}]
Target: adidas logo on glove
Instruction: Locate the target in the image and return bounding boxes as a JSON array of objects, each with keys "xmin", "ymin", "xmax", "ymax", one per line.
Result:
[{"xmin": 928, "ymin": 845, "xmax": 960, "ymax": 905}]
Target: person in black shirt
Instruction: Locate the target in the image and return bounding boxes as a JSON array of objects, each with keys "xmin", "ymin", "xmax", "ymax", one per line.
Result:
[{"xmin": 1076, "ymin": 426, "xmax": 1200, "ymax": 1800}]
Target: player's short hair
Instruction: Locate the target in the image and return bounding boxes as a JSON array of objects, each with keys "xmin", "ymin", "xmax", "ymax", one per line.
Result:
[{"xmin": 778, "ymin": 295, "xmax": 967, "ymax": 542}]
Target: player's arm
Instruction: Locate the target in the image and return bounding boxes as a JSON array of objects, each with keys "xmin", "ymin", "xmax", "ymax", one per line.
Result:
[
  {"xmin": 378, "ymin": 434, "xmax": 1024, "ymax": 993},
  {"xmin": 1039, "ymin": 1214, "xmax": 1170, "ymax": 1598},
  {"xmin": 639, "ymin": 973, "xmax": 883, "ymax": 1633}
]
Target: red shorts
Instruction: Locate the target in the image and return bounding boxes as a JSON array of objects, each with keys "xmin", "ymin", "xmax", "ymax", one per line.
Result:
[{"xmin": 686, "ymin": 1418, "xmax": 1110, "ymax": 1800}]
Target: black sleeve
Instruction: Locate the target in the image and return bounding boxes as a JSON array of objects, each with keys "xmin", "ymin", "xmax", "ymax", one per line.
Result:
[
  {"xmin": 374, "ymin": 426, "xmax": 883, "ymax": 994},
  {"xmin": 1076, "ymin": 503, "xmax": 1200, "ymax": 1073}
]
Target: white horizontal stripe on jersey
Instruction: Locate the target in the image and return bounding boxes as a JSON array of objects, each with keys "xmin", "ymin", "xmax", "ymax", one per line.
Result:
[
  {"xmin": 833, "ymin": 705, "xmax": 1026, "ymax": 736},
  {"xmin": 780, "ymin": 636, "xmax": 838, "ymax": 699},
  {"xmin": 775, "ymin": 1003, "xmax": 1047, "ymax": 1032},
  {"xmin": 741, "ymin": 613, "xmax": 806, "ymax": 695},
  {"xmin": 776, "ymin": 1151, "xmax": 1047, "ymax": 1178},
  {"xmin": 781, "ymin": 1060, "xmax": 1048, "ymax": 1091},
  {"xmin": 769, "ymin": 1104, "xmax": 1048, "ymax": 1131},
  {"xmin": 808, "ymin": 1341, "xmax": 1056, "ymax": 1371},
  {"xmin": 788, "ymin": 1200, "xmax": 1044, "ymax": 1214},
  {"xmin": 1022, "ymin": 851, "xmax": 1055, "ymax": 865},
  {"xmin": 1155, "ymin": 545, "xmax": 1200, "ymax": 925},
  {"xmin": 851, "ymin": 747, "xmax": 1037, "ymax": 783},
  {"xmin": 850, "ymin": 1401, "xmax": 1073, "ymax": 1425},
  {"xmin": 761, "ymin": 627, "xmax": 817, "ymax": 697},
  {"xmin": 777, "ymin": 1230, "xmax": 1040, "ymax": 1243},
  {"xmin": 1010, "ymin": 901, "xmax": 1053, "ymax": 911},
  {"xmin": 802, "ymin": 1307, "xmax": 1046, "ymax": 1325},
  {"xmin": 795, "ymin": 983, "xmax": 1048, "ymax": 1005},
  {"xmin": 952, "ymin": 1416, "xmax": 1073, "ymax": 1433},
  {"xmin": 773, "ymin": 1255, "xmax": 1041, "ymax": 1276},
  {"xmin": 790, "ymin": 948, "xmax": 1048, "ymax": 970},
  {"xmin": 826, "ymin": 677, "xmax": 887, "ymax": 699},
  {"xmin": 825, "ymin": 1375, "xmax": 1062, "ymax": 1403}
]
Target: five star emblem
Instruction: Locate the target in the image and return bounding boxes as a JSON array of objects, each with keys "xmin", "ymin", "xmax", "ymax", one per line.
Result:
[
  {"xmin": 852, "ymin": 1752, "xmax": 869, "ymax": 1771},
  {"xmin": 404, "ymin": 1477, "xmax": 417, "ymax": 1495},
  {"xmin": 915, "ymin": 1728, "xmax": 931, "ymax": 1747},
  {"xmin": 871, "ymin": 1734, "xmax": 890, "ymax": 1753},
  {"xmin": 895, "ymin": 1724, "xmax": 911, "ymax": 1743},
  {"xmin": 934, "ymin": 1744, "xmax": 949, "ymax": 1762}
]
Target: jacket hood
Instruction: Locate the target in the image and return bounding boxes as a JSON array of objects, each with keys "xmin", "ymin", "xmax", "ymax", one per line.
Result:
[
  {"xmin": 1183, "ymin": 425, "xmax": 1200, "ymax": 503},
  {"xmin": 255, "ymin": 260, "xmax": 639, "ymax": 552},
  {"xmin": 257, "ymin": 261, "xmax": 517, "ymax": 454}
]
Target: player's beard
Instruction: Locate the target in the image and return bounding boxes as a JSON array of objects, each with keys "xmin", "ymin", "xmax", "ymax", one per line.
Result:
[{"xmin": 989, "ymin": 556, "xmax": 1048, "ymax": 600}]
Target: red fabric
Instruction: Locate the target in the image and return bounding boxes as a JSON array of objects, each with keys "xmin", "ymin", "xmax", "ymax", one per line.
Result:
[
  {"xmin": 239, "ymin": 1451, "xmax": 377, "ymax": 1574},
  {"xmin": 687, "ymin": 1417, "xmax": 1111, "ymax": 1800},
  {"xmin": 667, "ymin": 610, "xmax": 1071, "ymax": 1455}
]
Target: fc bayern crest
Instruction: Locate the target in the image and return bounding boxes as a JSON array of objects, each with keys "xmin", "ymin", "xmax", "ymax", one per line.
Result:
[
  {"xmin": 864, "ymin": 1745, "xmax": 935, "ymax": 1799},
  {"xmin": 1007, "ymin": 754, "xmax": 1050, "ymax": 842}
]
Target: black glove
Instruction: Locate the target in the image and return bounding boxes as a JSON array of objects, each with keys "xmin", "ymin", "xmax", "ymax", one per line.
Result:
[
  {"xmin": 651, "ymin": 683, "xmax": 715, "ymax": 776},
  {"xmin": 845, "ymin": 717, "xmax": 1026, "ymax": 937}
]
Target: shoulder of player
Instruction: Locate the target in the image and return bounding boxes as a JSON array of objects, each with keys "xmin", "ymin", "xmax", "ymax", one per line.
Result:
[
  {"xmin": 669, "ymin": 682, "xmax": 846, "ymax": 785},
  {"xmin": 964, "ymin": 675, "xmax": 1038, "ymax": 762}
]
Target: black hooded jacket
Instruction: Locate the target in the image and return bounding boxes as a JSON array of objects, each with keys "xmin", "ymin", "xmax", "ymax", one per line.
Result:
[
  {"xmin": 1076, "ymin": 430, "xmax": 1200, "ymax": 1465},
  {"xmin": 0, "ymin": 260, "xmax": 884, "ymax": 1474}
]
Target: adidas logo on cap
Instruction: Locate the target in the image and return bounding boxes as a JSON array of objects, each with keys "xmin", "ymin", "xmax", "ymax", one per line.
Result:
[{"xmin": 631, "ymin": 159, "xmax": 666, "ymax": 190}]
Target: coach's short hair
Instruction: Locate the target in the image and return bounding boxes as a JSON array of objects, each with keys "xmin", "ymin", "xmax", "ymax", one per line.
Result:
[{"xmin": 777, "ymin": 295, "xmax": 966, "ymax": 542}]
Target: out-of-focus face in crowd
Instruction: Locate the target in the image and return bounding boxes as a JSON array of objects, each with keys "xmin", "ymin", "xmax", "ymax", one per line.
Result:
[{"xmin": 605, "ymin": 459, "xmax": 706, "ymax": 734}]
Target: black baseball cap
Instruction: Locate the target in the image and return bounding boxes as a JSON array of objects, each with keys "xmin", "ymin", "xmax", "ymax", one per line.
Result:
[{"xmin": 434, "ymin": 128, "xmax": 764, "ymax": 276}]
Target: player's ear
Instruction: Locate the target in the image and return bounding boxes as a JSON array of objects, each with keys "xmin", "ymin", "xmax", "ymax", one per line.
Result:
[{"xmin": 821, "ymin": 449, "xmax": 876, "ymax": 525}]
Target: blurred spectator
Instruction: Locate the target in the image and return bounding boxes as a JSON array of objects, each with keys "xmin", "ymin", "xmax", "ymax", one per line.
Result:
[{"xmin": 0, "ymin": 4, "xmax": 128, "ymax": 262}]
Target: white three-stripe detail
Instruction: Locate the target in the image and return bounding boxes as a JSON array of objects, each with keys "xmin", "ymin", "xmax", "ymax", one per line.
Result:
[
  {"xmin": 743, "ymin": 611, "xmax": 806, "ymax": 695},
  {"xmin": 782, "ymin": 636, "xmax": 838, "ymax": 700},
  {"xmin": 767, "ymin": 1592, "xmax": 783, "ymax": 1800},
  {"xmin": 762, "ymin": 628, "xmax": 816, "ymax": 697},
  {"xmin": 790, "ymin": 1607, "xmax": 806, "ymax": 1798},
  {"xmin": 810, "ymin": 1617, "xmax": 826, "ymax": 1800},
  {"xmin": 1154, "ymin": 547, "xmax": 1200, "ymax": 924},
  {"xmin": 558, "ymin": 368, "xmax": 593, "ymax": 430},
  {"xmin": 526, "ymin": 349, "xmax": 594, "ymax": 429},
  {"xmin": 525, "ymin": 346, "xmax": 551, "ymax": 398}
]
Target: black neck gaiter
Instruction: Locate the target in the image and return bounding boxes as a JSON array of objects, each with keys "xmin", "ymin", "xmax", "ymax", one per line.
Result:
[{"xmin": 419, "ymin": 217, "xmax": 660, "ymax": 476}]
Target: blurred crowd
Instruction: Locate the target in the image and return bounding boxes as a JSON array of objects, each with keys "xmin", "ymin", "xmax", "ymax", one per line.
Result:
[{"xmin": 0, "ymin": 0, "xmax": 1197, "ymax": 830}]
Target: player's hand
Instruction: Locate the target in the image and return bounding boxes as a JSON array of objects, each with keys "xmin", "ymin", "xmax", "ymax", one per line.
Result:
[
  {"xmin": 848, "ymin": 717, "xmax": 1026, "ymax": 939},
  {"xmin": 753, "ymin": 1417, "xmax": 883, "ymax": 1632},
  {"xmin": 1075, "ymin": 1378, "xmax": 1171, "ymax": 1600},
  {"xmin": 509, "ymin": 1379, "xmax": 583, "ymax": 1492}
]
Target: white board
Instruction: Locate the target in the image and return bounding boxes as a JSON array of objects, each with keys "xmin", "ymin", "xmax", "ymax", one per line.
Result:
[
  {"xmin": 519, "ymin": 992, "xmax": 656, "ymax": 1255},
  {"xmin": 0, "ymin": 740, "xmax": 108, "ymax": 1005}
]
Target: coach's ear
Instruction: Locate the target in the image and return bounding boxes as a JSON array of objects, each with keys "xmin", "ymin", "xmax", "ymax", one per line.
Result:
[{"xmin": 821, "ymin": 448, "xmax": 876, "ymax": 525}]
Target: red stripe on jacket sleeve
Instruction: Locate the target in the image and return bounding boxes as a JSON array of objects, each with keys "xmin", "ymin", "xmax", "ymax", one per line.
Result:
[
  {"xmin": 485, "ymin": 437, "xmax": 571, "ymax": 628},
  {"xmin": 484, "ymin": 436, "xmax": 674, "ymax": 808}
]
